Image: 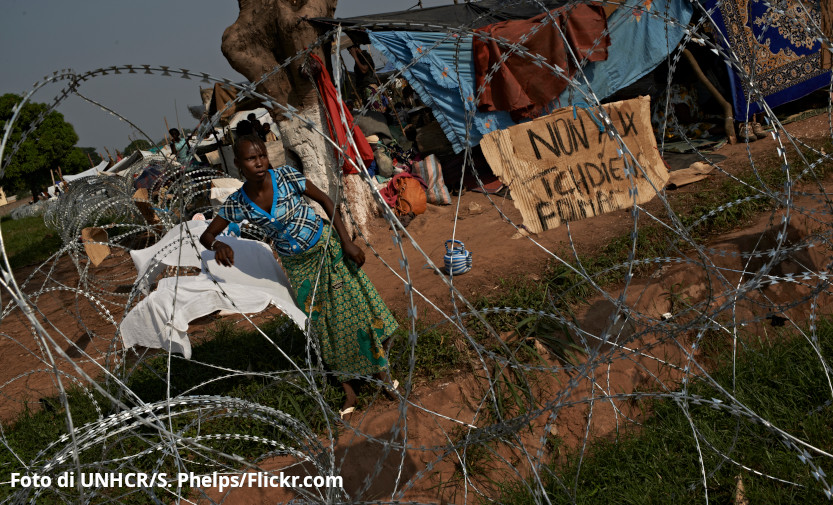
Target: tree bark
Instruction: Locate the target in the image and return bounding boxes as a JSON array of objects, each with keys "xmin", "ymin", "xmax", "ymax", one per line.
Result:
[
  {"xmin": 222, "ymin": 0, "xmax": 379, "ymax": 238},
  {"xmin": 221, "ymin": 0, "xmax": 337, "ymax": 110}
]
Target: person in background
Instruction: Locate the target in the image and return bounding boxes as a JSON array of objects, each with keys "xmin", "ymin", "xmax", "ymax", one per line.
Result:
[
  {"xmin": 168, "ymin": 128, "xmax": 190, "ymax": 166},
  {"xmin": 348, "ymin": 44, "xmax": 375, "ymax": 101},
  {"xmin": 401, "ymin": 85, "xmax": 418, "ymax": 109},
  {"xmin": 199, "ymin": 135, "xmax": 400, "ymax": 418},
  {"xmin": 235, "ymin": 119, "xmax": 255, "ymax": 139},
  {"xmin": 248, "ymin": 112, "xmax": 270, "ymax": 142},
  {"xmin": 260, "ymin": 122, "xmax": 273, "ymax": 141}
]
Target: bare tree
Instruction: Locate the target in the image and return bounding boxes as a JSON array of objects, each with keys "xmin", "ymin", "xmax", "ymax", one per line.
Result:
[
  {"xmin": 222, "ymin": 0, "xmax": 380, "ymax": 237},
  {"xmin": 222, "ymin": 0, "xmax": 336, "ymax": 109}
]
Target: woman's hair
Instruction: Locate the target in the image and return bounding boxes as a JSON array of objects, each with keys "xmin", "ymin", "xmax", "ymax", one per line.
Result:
[{"xmin": 233, "ymin": 134, "xmax": 267, "ymax": 158}]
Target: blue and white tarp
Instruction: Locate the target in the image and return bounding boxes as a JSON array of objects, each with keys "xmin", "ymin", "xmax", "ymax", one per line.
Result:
[{"xmin": 368, "ymin": 0, "xmax": 693, "ymax": 152}]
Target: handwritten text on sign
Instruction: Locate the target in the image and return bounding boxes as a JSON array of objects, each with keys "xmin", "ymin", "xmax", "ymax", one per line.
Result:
[{"xmin": 480, "ymin": 96, "xmax": 668, "ymax": 233}]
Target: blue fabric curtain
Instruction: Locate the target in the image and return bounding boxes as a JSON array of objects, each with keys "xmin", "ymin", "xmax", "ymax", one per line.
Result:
[
  {"xmin": 369, "ymin": 31, "xmax": 512, "ymax": 153},
  {"xmin": 369, "ymin": 0, "xmax": 693, "ymax": 152}
]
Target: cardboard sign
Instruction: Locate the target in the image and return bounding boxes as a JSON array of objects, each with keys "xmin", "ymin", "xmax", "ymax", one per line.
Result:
[{"xmin": 480, "ymin": 96, "xmax": 668, "ymax": 233}]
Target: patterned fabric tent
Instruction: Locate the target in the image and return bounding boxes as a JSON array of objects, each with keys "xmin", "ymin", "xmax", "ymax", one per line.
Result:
[{"xmin": 706, "ymin": 0, "xmax": 832, "ymax": 121}]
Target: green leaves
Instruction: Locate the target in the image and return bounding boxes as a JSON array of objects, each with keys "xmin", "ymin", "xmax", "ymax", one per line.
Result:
[{"xmin": 0, "ymin": 93, "xmax": 79, "ymax": 193}]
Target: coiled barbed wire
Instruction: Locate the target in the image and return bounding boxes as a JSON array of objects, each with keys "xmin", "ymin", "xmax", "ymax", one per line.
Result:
[{"xmin": 1, "ymin": 0, "xmax": 833, "ymax": 503}]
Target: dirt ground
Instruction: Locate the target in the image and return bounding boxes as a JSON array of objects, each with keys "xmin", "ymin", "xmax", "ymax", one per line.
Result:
[
  {"xmin": 0, "ymin": 197, "xmax": 32, "ymax": 218},
  {"xmin": 2, "ymin": 113, "xmax": 832, "ymax": 503}
]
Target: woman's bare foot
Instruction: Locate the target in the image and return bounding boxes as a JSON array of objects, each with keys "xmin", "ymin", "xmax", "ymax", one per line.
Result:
[
  {"xmin": 340, "ymin": 381, "xmax": 357, "ymax": 417},
  {"xmin": 375, "ymin": 370, "xmax": 400, "ymax": 400}
]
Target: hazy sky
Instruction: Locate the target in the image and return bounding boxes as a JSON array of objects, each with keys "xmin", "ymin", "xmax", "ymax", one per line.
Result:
[{"xmin": 0, "ymin": 0, "xmax": 450, "ymax": 157}]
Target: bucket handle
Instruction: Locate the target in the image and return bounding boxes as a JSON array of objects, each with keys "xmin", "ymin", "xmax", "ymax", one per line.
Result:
[{"xmin": 445, "ymin": 239, "xmax": 465, "ymax": 253}]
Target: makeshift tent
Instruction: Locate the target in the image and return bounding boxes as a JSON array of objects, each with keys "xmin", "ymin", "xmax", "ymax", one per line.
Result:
[
  {"xmin": 312, "ymin": 0, "xmax": 572, "ymax": 41},
  {"xmin": 133, "ymin": 164, "xmax": 166, "ymax": 191},
  {"xmin": 64, "ymin": 160, "xmax": 110, "ymax": 181},
  {"xmin": 472, "ymin": 3, "xmax": 611, "ymax": 121},
  {"xmin": 207, "ymin": 82, "xmax": 262, "ymax": 121},
  {"xmin": 228, "ymin": 107, "xmax": 270, "ymax": 129},
  {"xmin": 369, "ymin": 31, "xmax": 511, "ymax": 153},
  {"xmin": 824, "ymin": 2, "xmax": 833, "ymax": 70},
  {"xmin": 104, "ymin": 150, "xmax": 143, "ymax": 175},
  {"xmin": 360, "ymin": 0, "xmax": 692, "ymax": 153},
  {"xmin": 705, "ymin": 0, "xmax": 832, "ymax": 121}
]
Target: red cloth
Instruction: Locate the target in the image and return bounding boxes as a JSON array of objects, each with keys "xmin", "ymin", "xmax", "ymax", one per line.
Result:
[
  {"xmin": 309, "ymin": 54, "xmax": 375, "ymax": 175},
  {"xmin": 473, "ymin": 4, "xmax": 610, "ymax": 121}
]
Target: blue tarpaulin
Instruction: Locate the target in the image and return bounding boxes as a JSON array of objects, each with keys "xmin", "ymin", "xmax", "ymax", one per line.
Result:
[
  {"xmin": 369, "ymin": 31, "xmax": 512, "ymax": 153},
  {"xmin": 368, "ymin": 0, "xmax": 693, "ymax": 152}
]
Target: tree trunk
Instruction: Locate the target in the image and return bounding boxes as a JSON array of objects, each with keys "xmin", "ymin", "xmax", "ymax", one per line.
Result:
[
  {"xmin": 221, "ymin": 0, "xmax": 336, "ymax": 111},
  {"xmin": 221, "ymin": 0, "xmax": 379, "ymax": 238}
]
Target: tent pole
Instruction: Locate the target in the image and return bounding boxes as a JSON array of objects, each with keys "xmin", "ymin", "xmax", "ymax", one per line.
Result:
[
  {"xmin": 175, "ymin": 99, "xmax": 183, "ymax": 136},
  {"xmin": 212, "ymin": 127, "xmax": 229, "ymax": 175},
  {"xmin": 682, "ymin": 49, "xmax": 736, "ymax": 144},
  {"xmin": 371, "ymin": 67, "xmax": 407, "ymax": 134},
  {"xmin": 341, "ymin": 59, "xmax": 362, "ymax": 105}
]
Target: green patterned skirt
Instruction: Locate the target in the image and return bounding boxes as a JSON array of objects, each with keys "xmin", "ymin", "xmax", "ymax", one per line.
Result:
[{"xmin": 280, "ymin": 224, "xmax": 397, "ymax": 378}]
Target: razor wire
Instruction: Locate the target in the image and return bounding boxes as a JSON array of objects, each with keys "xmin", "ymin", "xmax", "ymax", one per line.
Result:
[{"xmin": 1, "ymin": 0, "xmax": 833, "ymax": 503}]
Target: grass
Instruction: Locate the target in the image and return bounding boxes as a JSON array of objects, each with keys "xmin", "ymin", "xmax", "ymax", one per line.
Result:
[
  {"xmin": 498, "ymin": 320, "xmax": 833, "ymax": 504},
  {"xmin": 123, "ymin": 315, "xmax": 347, "ymax": 440},
  {"xmin": 468, "ymin": 138, "xmax": 833, "ymax": 351},
  {"xmin": 387, "ymin": 322, "xmax": 466, "ymax": 383},
  {"xmin": 0, "ymin": 315, "xmax": 345, "ymax": 503},
  {"xmin": 1, "ymin": 134, "xmax": 831, "ymax": 502},
  {"xmin": 0, "ymin": 214, "xmax": 63, "ymax": 269},
  {"xmin": 450, "ymin": 138, "xmax": 833, "ymax": 503},
  {"xmin": 0, "ymin": 315, "xmax": 469, "ymax": 503}
]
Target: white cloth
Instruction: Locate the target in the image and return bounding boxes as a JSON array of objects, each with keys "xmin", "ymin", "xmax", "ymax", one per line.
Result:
[
  {"xmin": 120, "ymin": 236, "xmax": 306, "ymax": 359},
  {"xmin": 228, "ymin": 107, "xmax": 269, "ymax": 129},
  {"xmin": 64, "ymin": 160, "xmax": 110, "ymax": 181},
  {"xmin": 129, "ymin": 221, "xmax": 209, "ymax": 294}
]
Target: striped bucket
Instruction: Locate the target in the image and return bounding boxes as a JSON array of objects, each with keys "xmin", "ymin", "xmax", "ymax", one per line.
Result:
[{"xmin": 444, "ymin": 240, "xmax": 472, "ymax": 275}]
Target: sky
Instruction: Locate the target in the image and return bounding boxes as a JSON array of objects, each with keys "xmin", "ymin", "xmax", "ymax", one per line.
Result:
[{"xmin": 0, "ymin": 0, "xmax": 451, "ymax": 158}]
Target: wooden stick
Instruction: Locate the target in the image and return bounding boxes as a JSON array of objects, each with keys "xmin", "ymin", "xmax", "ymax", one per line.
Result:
[
  {"xmin": 682, "ymin": 49, "xmax": 736, "ymax": 144},
  {"xmin": 371, "ymin": 63, "xmax": 406, "ymax": 133},
  {"xmin": 341, "ymin": 59, "xmax": 364, "ymax": 106},
  {"xmin": 175, "ymin": 99, "xmax": 182, "ymax": 135},
  {"xmin": 164, "ymin": 117, "xmax": 172, "ymax": 146},
  {"xmin": 212, "ymin": 128, "xmax": 230, "ymax": 175}
]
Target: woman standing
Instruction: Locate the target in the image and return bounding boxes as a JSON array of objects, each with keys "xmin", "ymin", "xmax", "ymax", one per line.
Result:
[{"xmin": 200, "ymin": 135, "xmax": 398, "ymax": 416}]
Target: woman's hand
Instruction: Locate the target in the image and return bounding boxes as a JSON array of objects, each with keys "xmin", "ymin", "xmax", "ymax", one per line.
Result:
[
  {"xmin": 342, "ymin": 241, "xmax": 365, "ymax": 268},
  {"xmin": 214, "ymin": 241, "xmax": 235, "ymax": 267}
]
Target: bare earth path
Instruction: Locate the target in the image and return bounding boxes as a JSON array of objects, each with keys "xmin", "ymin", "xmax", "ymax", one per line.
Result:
[{"xmin": 1, "ymin": 113, "xmax": 831, "ymax": 503}]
